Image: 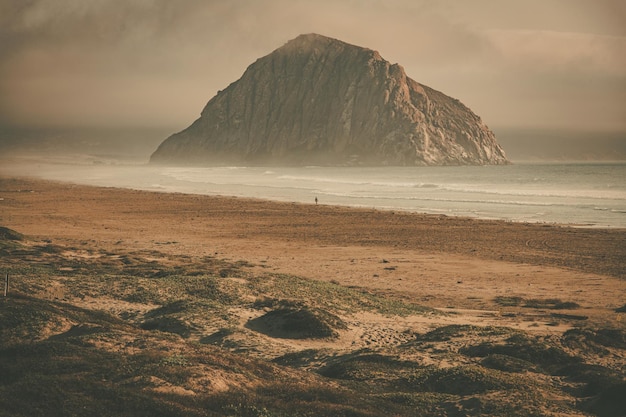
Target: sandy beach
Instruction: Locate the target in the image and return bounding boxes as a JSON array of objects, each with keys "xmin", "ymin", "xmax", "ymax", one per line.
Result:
[
  {"xmin": 1, "ymin": 175, "xmax": 625, "ymax": 416},
  {"xmin": 2, "ymin": 175, "xmax": 625, "ymax": 315}
]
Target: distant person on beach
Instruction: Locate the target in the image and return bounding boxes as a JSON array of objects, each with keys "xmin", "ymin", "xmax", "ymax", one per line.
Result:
[{"xmin": 315, "ymin": 197, "xmax": 318, "ymax": 205}]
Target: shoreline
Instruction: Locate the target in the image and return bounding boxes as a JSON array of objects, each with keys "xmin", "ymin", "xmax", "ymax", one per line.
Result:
[
  {"xmin": 1, "ymin": 175, "xmax": 624, "ymax": 280},
  {"xmin": 1, "ymin": 157, "xmax": 625, "ymax": 229}
]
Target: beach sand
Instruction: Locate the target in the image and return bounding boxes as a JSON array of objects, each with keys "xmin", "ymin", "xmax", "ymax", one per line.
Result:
[
  {"xmin": 2, "ymin": 175, "xmax": 626, "ymax": 415},
  {"xmin": 2, "ymin": 175, "xmax": 624, "ymax": 328}
]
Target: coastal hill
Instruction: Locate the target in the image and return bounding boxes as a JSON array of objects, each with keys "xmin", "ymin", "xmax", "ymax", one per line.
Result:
[{"xmin": 150, "ymin": 34, "xmax": 508, "ymax": 166}]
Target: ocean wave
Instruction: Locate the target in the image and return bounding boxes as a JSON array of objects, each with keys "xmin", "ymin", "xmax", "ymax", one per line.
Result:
[
  {"xmin": 5, "ymin": 160, "xmax": 625, "ymax": 227},
  {"xmin": 431, "ymin": 184, "xmax": 626, "ymax": 201},
  {"xmin": 254, "ymin": 175, "xmax": 622, "ymax": 201},
  {"xmin": 315, "ymin": 190, "xmax": 603, "ymax": 209},
  {"xmin": 277, "ymin": 174, "xmax": 370, "ymax": 186},
  {"xmin": 161, "ymin": 167, "xmax": 626, "ymax": 201},
  {"xmin": 276, "ymin": 174, "xmax": 444, "ymax": 190}
]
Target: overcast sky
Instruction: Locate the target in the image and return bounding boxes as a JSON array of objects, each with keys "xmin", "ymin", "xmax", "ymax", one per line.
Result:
[{"xmin": 0, "ymin": 0, "xmax": 624, "ymax": 132}]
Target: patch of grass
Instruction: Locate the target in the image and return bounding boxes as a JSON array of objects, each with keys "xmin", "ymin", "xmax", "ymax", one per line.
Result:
[
  {"xmin": 563, "ymin": 327, "xmax": 626, "ymax": 350},
  {"xmin": 494, "ymin": 296, "xmax": 581, "ymax": 310},
  {"xmin": 319, "ymin": 353, "xmax": 420, "ymax": 384},
  {"xmin": 0, "ymin": 226, "xmax": 24, "ymax": 241},
  {"xmin": 140, "ymin": 317, "xmax": 194, "ymax": 338},
  {"xmin": 187, "ymin": 373, "xmax": 414, "ymax": 417},
  {"xmin": 0, "ymin": 372, "xmax": 196, "ymax": 417},
  {"xmin": 160, "ymin": 353, "xmax": 191, "ymax": 368},
  {"xmin": 462, "ymin": 333, "xmax": 579, "ymax": 374},
  {"xmin": 121, "ymin": 284, "xmax": 162, "ymax": 304},
  {"xmin": 557, "ymin": 363, "xmax": 623, "ymax": 397},
  {"xmin": 0, "ymin": 295, "xmax": 123, "ymax": 346},
  {"xmin": 373, "ymin": 392, "xmax": 456, "ymax": 414},
  {"xmin": 415, "ymin": 325, "xmax": 516, "ymax": 342},
  {"xmin": 0, "ymin": 298, "xmax": 64, "ymax": 343},
  {"xmin": 145, "ymin": 300, "xmax": 190, "ymax": 317},
  {"xmin": 118, "ymin": 274, "xmax": 241, "ymax": 308},
  {"xmin": 578, "ymin": 382, "xmax": 626, "ymax": 417},
  {"xmin": 550, "ymin": 312, "xmax": 588, "ymax": 321},
  {"xmin": 481, "ymin": 354, "xmax": 539, "ymax": 373},
  {"xmin": 272, "ymin": 349, "xmax": 333, "ymax": 369},
  {"xmin": 252, "ymin": 297, "xmax": 301, "ymax": 310},
  {"xmin": 0, "ymin": 336, "xmax": 198, "ymax": 417},
  {"xmin": 248, "ymin": 274, "xmax": 432, "ymax": 317},
  {"xmin": 407, "ymin": 365, "xmax": 518, "ymax": 395},
  {"xmin": 493, "ymin": 296, "xmax": 523, "ymax": 307},
  {"xmin": 523, "ymin": 298, "xmax": 580, "ymax": 310},
  {"xmin": 200, "ymin": 327, "xmax": 237, "ymax": 344}
]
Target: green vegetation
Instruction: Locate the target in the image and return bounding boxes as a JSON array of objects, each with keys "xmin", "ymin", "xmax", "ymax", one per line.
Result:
[
  {"xmin": 494, "ymin": 296, "xmax": 581, "ymax": 310},
  {"xmin": 414, "ymin": 324, "xmax": 516, "ymax": 342},
  {"xmin": 523, "ymin": 298, "xmax": 581, "ymax": 310},
  {"xmin": 247, "ymin": 274, "xmax": 433, "ymax": 317},
  {"xmin": 493, "ymin": 296, "xmax": 523, "ymax": 307},
  {"xmin": 462, "ymin": 333, "xmax": 580, "ymax": 373}
]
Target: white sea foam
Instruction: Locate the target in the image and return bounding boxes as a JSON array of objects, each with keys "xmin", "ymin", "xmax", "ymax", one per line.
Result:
[{"xmin": 2, "ymin": 159, "xmax": 625, "ymax": 228}]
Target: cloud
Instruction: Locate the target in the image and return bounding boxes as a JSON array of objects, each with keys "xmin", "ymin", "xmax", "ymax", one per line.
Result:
[
  {"xmin": 0, "ymin": 0, "xmax": 624, "ymax": 130},
  {"xmin": 486, "ymin": 30, "xmax": 626, "ymax": 75}
]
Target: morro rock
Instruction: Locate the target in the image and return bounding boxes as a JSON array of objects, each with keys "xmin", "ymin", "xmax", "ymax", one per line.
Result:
[{"xmin": 150, "ymin": 34, "xmax": 508, "ymax": 166}]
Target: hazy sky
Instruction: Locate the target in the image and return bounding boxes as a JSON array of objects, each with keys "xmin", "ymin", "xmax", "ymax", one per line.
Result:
[{"xmin": 1, "ymin": 0, "xmax": 625, "ymax": 132}]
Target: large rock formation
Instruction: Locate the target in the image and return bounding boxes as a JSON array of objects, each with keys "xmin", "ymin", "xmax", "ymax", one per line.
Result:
[{"xmin": 151, "ymin": 34, "xmax": 508, "ymax": 166}]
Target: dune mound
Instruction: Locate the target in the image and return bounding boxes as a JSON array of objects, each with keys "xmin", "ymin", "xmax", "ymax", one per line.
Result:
[
  {"xmin": 0, "ymin": 226, "xmax": 23, "ymax": 241},
  {"xmin": 247, "ymin": 306, "xmax": 347, "ymax": 339}
]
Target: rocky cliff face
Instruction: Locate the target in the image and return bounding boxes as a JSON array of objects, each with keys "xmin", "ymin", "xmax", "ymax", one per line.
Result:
[{"xmin": 151, "ymin": 34, "xmax": 508, "ymax": 166}]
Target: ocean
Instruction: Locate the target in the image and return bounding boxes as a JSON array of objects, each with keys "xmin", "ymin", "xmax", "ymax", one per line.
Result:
[{"xmin": 3, "ymin": 159, "xmax": 625, "ymax": 228}]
